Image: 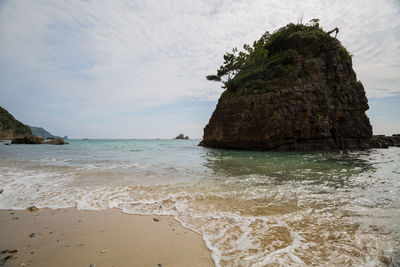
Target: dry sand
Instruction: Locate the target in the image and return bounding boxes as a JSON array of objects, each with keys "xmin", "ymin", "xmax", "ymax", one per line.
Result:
[{"xmin": 0, "ymin": 208, "xmax": 214, "ymax": 267}]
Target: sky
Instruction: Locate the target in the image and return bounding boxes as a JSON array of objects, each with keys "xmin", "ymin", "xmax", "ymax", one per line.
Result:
[{"xmin": 0, "ymin": 0, "xmax": 399, "ymax": 139}]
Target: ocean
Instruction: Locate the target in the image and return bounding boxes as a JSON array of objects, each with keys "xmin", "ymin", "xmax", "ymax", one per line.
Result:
[{"xmin": 0, "ymin": 139, "xmax": 399, "ymax": 266}]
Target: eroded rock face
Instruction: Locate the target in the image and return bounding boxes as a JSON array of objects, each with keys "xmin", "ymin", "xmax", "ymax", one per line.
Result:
[
  {"xmin": 11, "ymin": 135, "xmax": 44, "ymax": 144},
  {"xmin": 200, "ymin": 38, "xmax": 372, "ymax": 150}
]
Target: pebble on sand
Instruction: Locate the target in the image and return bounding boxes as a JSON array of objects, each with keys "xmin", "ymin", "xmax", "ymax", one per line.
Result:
[
  {"xmin": 27, "ymin": 206, "xmax": 39, "ymax": 212},
  {"xmin": 1, "ymin": 255, "xmax": 13, "ymax": 262}
]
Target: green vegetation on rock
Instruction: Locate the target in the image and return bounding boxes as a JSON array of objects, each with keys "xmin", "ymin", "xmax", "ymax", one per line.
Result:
[
  {"xmin": 0, "ymin": 106, "xmax": 32, "ymax": 139},
  {"xmin": 207, "ymin": 19, "xmax": 351, "ymax": 94}
]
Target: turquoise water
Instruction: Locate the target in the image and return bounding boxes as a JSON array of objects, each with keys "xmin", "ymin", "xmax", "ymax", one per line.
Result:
[{"xmin": 0, "ymin": 139, "xmax": 399, "ymax": 266}]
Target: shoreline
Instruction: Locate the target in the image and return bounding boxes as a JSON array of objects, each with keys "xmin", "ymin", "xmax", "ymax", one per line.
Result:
[{"xmin": 0, "ymin": 208, "xmax": 214, "ymax": 267}]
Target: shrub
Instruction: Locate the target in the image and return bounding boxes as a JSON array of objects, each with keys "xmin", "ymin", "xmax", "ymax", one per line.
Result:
[{"xmin": 207, "ymin": 19, "xmax": 350, "ymax": 95}]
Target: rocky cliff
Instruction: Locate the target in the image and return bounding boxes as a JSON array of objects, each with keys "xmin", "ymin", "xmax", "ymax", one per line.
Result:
[
  {"xmin": 0, "ymin": 106, "xmax": 32, "ymax": 139},
  {"xmin": 200, "ymin": 21, "xmax": 372, "ymax": 150}
]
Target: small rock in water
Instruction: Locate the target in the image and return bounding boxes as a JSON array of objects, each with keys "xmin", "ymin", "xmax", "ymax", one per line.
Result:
[
  {"xmin": 158, "ymin": 264, "xmax": 162, "ymax": 267},
  {"xmin": 90, "ymin": 264, "xmax": 96, "ymax": 267},
  {"xmin": 27, "ymin": 206, "xmax": 39, "ymax": 212},
  {"xmin": 0, "ymin": 189, "xmax": 3, "ymax": 194},
  {"xmin": 0, "ymin": 250, "xmax": 9, "ymax": 254},
  {"xmin": 12, "ymin": 216, "xmax": 21, "ymax": 220},
  {"xmin": 29, "ymin": 233, "xmax": 35, "ymax": 238},
  {"xmin": 46, "ymin": 137, "xmax": 69, "ymax": 145},
  {"xmin": 9, "ymin": 250, "xmax": 18, "ymax": 254},
  {"xmin": 153, "ymin": 218, "xmax": 159, "ymax": 222},
  {"xmin": 100, "ymin": 249, "xmax": 108, "ymax": 253}
]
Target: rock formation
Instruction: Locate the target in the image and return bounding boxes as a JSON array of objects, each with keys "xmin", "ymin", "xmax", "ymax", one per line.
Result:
[
  {"xmin": 175, "ymin": 134, "xmax": 189, "ymax": 139},
  {"xmin": 200, "ymin": 20, "xmax": 372, "ymax": 150},
  {"xmin": 0, "ymin": 106, "xmax": 32, "ymax": 139},
  {"xmin": 371, "ymin": 134, "xmax": 400, "ymax": 148},
  {"xmin": 11, "ymin": 135, "xmax": 44, "ymax": 144},
  {"xmin": 46, "ymin": 137, "xmax": 69, "ymax": 145}
]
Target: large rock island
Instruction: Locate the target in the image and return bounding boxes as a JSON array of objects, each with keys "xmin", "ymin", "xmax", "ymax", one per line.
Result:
[{"xmin": 200, "ymin": 20, "xmax": 372, "ymax": 150}]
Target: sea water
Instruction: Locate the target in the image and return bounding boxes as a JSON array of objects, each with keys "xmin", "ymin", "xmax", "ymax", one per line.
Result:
[{"xmin": 0, "ymin": 139, "xmax": 399, "ymax": 266}]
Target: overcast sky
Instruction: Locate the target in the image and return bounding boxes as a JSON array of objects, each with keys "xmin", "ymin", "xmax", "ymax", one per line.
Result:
[{"xmin": 0, "ymin": 0, "xmax": 399, "ymax": 138}]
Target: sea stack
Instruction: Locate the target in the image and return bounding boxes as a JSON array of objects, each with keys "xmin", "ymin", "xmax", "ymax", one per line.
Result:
[
  {"xmin": 175, "ymin": 134, "xmax": 189, "ymax": 139},
  {"xmin": 200, "ymin": 20, "xmax": 372, "ymax": 150}
]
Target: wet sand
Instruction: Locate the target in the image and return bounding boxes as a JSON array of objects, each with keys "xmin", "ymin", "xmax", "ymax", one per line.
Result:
[{"xmin": 0, "ymin": 208, "xmax": 213, "ymax": 267}]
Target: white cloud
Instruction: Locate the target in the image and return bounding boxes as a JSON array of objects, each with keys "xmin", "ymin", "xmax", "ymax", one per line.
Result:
[{"xmin": 0, "ymin": 0, "xmax": 399, "ymax": 137}]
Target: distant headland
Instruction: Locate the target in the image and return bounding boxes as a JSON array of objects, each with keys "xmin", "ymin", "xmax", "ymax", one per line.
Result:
[{"xmin": 0, "ymin": 105, "xmax": 67, "ymax": 144}]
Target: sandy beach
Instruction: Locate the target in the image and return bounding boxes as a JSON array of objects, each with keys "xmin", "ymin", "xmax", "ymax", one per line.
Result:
[{"xmin": 0, "ymin": 208, "xmax": 213, "ymax": 267}]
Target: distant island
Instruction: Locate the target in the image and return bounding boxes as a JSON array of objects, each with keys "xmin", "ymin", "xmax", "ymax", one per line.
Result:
[
  {"xmin": 175, "ymin": 133, "xmax": 189, "ymax": 139},
  {"xmin": 200, "ymin": 19, "xmax": 374, "ymax": 150}
]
